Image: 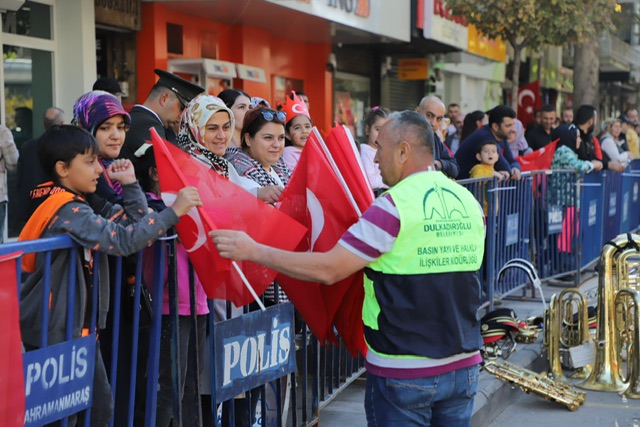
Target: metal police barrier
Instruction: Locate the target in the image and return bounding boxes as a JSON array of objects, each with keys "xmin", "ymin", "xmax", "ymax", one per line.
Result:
[
  {"xmin": 531, "ymin": 170, "xmax": 581, "ymax": 283},
  {"xmin": 602, "ymin": 170, "xmax": 623, "ymax": 243},
  {"xmin": 623, "ymin": 159, "xmax": 640, "ymax": 233},
  {"xmin": 4, "ymin": 234, "xmax": 364, "ymax": 426},
  {"xmin": 458, "ymin": 175, "xmax": 532, "ymax": 309},
  {"xmin": 489, "ymin": 174, "xmax": 533, "ymax": 301},
  {"xmin": 0, "ymin": 235, "xmax": 100, "ymax": 426},
  {"xmin": 576, "ymin": 170, "xmax": 605, "ymax": 270}
]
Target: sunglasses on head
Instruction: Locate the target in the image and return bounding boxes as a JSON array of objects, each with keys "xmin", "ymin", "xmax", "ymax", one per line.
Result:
[{"xmin": 259, "ymin": 109, "xmax": 286, "ymax": 123}]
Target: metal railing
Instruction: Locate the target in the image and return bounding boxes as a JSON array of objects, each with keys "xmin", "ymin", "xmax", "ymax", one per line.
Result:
[{"xmin": 8, "ymin": 161, "xmax": 640, "ymax": 426}]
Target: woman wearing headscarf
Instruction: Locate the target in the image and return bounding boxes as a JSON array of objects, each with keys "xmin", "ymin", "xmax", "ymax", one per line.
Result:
[
  {"xmin": 174, "ymin": 94, "xmax": 261, "ymax": 427},
  {"xmin": 551, "ymin": 124, "xmax": 597, "ymax": 173},
  {"xmin": 508, "ymin": 119, "xmax": 531, "ymax": 158},
  {"xmin": 72, "ymin": 90, "xmax": 131, "ymax": 204}
]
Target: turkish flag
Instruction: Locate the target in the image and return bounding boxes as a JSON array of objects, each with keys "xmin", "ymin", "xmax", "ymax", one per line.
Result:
[
  {"xmin": 324, "ymin": 126, "xmax": 375, "ymax": 214},
  {"xmin": 277, "ymin": 129, "xmax": 367, "ymax": 356},
  {"xmin": 517, "ymin": 80, "xmax": 542, "ymax": 129},
  {"xmin": 151, "ymin": 129, "xmax": 307, "ymax": 306},
  {"xmin": 0, "ymin": 252, "xmax": 25, "ymax": 427},
  {"xmin": 516, "ymin": 138, "xmax": 559, "ymax": 171}
]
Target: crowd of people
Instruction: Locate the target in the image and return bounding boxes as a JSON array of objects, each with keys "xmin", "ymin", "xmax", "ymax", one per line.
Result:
[{"xmin": 10, "ymin": 67, "xmax": 640, "ymax": 427}]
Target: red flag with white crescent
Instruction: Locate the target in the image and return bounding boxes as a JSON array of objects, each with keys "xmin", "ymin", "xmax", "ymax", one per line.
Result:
[
  {"xmin": 277, "ymin": 129, "xmax": 367, "ymax": 356},
  {"xmin": 0, "ymin": 251, "xmax": 25, "ymax": 427},
  {"xmin": 517, "ymin": 80, "xmax": 542, "ymax": 129},
  {"xmin": 151, "ymin": 129, "xmax": 307, "ymax": 306},
  {"xmin": 324, "ymin": 125, "xmax": 375, "ymax": 214}
]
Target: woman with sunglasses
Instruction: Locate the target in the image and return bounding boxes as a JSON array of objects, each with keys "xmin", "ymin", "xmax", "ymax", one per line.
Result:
[{"xmin": 225, "ymin": 107, "xmax": 291, "ymax": 205}]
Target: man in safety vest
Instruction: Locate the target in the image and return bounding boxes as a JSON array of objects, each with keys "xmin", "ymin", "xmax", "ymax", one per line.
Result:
[{"xmin": 211, "ymin": 110, "xmax": 486, "ymax": 427}]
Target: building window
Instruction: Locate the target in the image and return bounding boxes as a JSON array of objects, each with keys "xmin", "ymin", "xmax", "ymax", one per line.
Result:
[
  {"xmin": 1, "ymin": 1, "xmax": 52, "ymax": 40},
  {"xmin": 167, "ymin": 23, "xmax": 183, "ymax": 55}
]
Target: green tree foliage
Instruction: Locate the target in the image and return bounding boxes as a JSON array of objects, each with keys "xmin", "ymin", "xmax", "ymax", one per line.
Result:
[{"xmin": 447, "ymin": 0, "xmax": 617, "ymax": 111}]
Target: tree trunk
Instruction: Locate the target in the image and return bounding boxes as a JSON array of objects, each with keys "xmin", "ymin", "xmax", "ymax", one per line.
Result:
[
  {"xmin": 573, "ymin": 35, "xmax": 600, "ymax": 108},
  {"xmin": 511, "ymin": 44, "xmax": 522, "ymax": 113}
]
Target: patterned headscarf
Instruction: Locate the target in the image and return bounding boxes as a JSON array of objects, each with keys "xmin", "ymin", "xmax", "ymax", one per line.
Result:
[
  {"xmin": 72, "ymin": 90, "xmax": 130, "ymax": 135},
  {"xmin": 177, "ymin": 94, "xmax": 234, "ymax": 178}
]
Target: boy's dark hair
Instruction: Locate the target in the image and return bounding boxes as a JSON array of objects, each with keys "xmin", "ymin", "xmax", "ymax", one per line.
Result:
[
  {"xmin": 575, "ymin": 105, "xmax": 596, "ymax": 126},
  {"xmin": 38, "ymin": 125, "xmax": 99, "ymax": 182},
  {"xmin": 541, "ymin": 104, "xmax": 556, "ymax": 113},
  {"xmin": 477, "ymin": 139, "xmax": 499, "ymax": 153},
  {"xmin": 365, "ymin": 106, "xmax": 390, "ymax": 129},
  {"xmin": 488, "ymin": 105, "xmax": 516, "ymax": 128}
]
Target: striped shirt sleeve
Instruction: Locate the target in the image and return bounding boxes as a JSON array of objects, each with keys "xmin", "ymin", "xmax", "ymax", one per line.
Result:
[{"xmin": 339, "ymin": 193, "xmax": 400, "ymax": 262}]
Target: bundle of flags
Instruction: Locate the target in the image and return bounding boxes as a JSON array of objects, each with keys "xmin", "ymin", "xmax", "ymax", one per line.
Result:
[
  {"xmin": 152, "ymin": 126, "xmax": 374, "ymax": 356},
  {"xmin": 0, "ymin": 252, "xmax": 26, "ymax": 426}
]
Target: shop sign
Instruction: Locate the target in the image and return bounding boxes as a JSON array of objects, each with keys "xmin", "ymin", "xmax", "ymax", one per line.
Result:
[
  {"xmin": 214, "ymin": 304, "xmax": 295, "ymax": 403},
  {"xmin": 236, "ymin": 65, "xmax": 266, "ymax": 83},
  {"xmin": 94, "ymin": 0, "xmax": 141, "ymax": 31},
  {"xmin": 423, "ymin": 0, "xmax": 468, "ymax": 50},
  {"xmin": 398, "ymin": 58, "xmax": 428, "ymax": 81},
  {"xmin": 467, "ymin": 25, "xmax": 506, "ymax": 63},
  {"xmin": 265, "ymin": 0, "xmax": 410, "ymax": 42},
  {"xmin": 204, "ymin": 59, "xmax": 237, "ymax": 79},
  {"xmin": 23, "ymin": 336, "xmax": 96, "ymax": 426},
  {"xmin": 327, "ymin": 0, "xmax": 370, "ymax": 18}
]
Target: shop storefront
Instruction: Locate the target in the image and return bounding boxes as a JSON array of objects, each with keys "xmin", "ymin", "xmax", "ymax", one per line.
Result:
[
  {"xmin": 1, "ymin": 0, "xmax": 97, "ymax": 239},
  {"xmin": 419, "ymin": 0, "xmax": 506, "ymax": 111},
  {"xmin": 135, "ymin": 0, "xmax": 410, "ymax": 133}
]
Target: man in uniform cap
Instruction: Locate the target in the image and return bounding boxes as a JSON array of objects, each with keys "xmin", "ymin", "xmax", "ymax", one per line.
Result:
[{"xmin": 121, "ymin": 69, "xmax": 204, "ymax": 160}]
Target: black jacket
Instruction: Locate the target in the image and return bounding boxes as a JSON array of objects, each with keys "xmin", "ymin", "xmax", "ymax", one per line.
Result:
[{"xmin": 121, "ymin": 105, "xmax": 169, "ymax": 160}]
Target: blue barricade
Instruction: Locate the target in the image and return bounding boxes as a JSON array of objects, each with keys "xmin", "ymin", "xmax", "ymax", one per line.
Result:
[
  {"xmin": 577, "ymin": 171, "xmax": 605, "ymax": 269},
  {"xmin": 602, "ymin": 171, "xmax": 623, "ymax": 242},
  {"xmin": 2, "ymin": 234, "xmax": 363, "ymax": 427}
]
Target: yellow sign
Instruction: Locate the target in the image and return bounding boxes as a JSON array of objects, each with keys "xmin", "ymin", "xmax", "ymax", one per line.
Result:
[
  {"xmin": 467, "ymin": 25, "xmax": 507, "ymax": 63},
  {"xmin": 398, "ymin": 58, "xmax": 429, "ymax": 81}
]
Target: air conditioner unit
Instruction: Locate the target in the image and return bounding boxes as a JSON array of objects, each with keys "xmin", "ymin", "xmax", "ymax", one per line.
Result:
[{"xmin": 0, "ymin": 0, "xmax": 25, "ymax": 12}]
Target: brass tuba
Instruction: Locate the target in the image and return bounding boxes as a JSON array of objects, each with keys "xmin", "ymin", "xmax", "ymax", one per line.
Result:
[
  {"xmin": 578, "ymin": 233, "xmax": 640, "ymax": 392},
  {"xmin": 545, "ymin": 288, "xmax": 592, "ymax": 382},
  {"xmin": 614, "ymin": 288, "xmax": 640, "ymax": 399}
]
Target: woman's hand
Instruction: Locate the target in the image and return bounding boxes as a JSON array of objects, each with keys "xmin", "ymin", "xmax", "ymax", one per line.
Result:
[
  {"xmin": 107, "ymin": 159, "xmax": 137, "ymax": 185},
  {"xmin": 257, "ymin": 185, "xmax": 283, "ymax": 204}
]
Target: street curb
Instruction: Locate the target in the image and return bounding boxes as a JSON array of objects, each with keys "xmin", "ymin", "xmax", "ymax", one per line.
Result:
[{"xmin": 471, "ymin": 340, "xmax": 546, "ymax": 427}]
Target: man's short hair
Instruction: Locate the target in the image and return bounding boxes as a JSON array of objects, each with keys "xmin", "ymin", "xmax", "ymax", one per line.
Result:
[
  {"xmin": 448, "ymin": 103, "xmax": 460, "ymax": 110},
  {"xmin": 541, "ymin": 104, "xmax": 556, "ymax": 113},
  {"xmin": 488, "ymin": 105, "xmax": 516, "ymax": 128},
  {"xmin": 387, "ymin": 110, "xmax": 434, "ymax": 154},
  {"xmin": 38, "ymin": 125, "xmax": 98, "ymax": 181},
  {"xmin": 43, "ymin": 107, "xmax": 64, "ymax": 131},
  {"xmin": 575, "ymin": 105, "xmax": 597, "ymax": 126}
]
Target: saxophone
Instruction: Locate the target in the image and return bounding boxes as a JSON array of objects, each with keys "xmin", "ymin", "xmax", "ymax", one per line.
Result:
[{"xmin": 483, "ymin": 361, "xmax": 586, "ymax": 411}]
